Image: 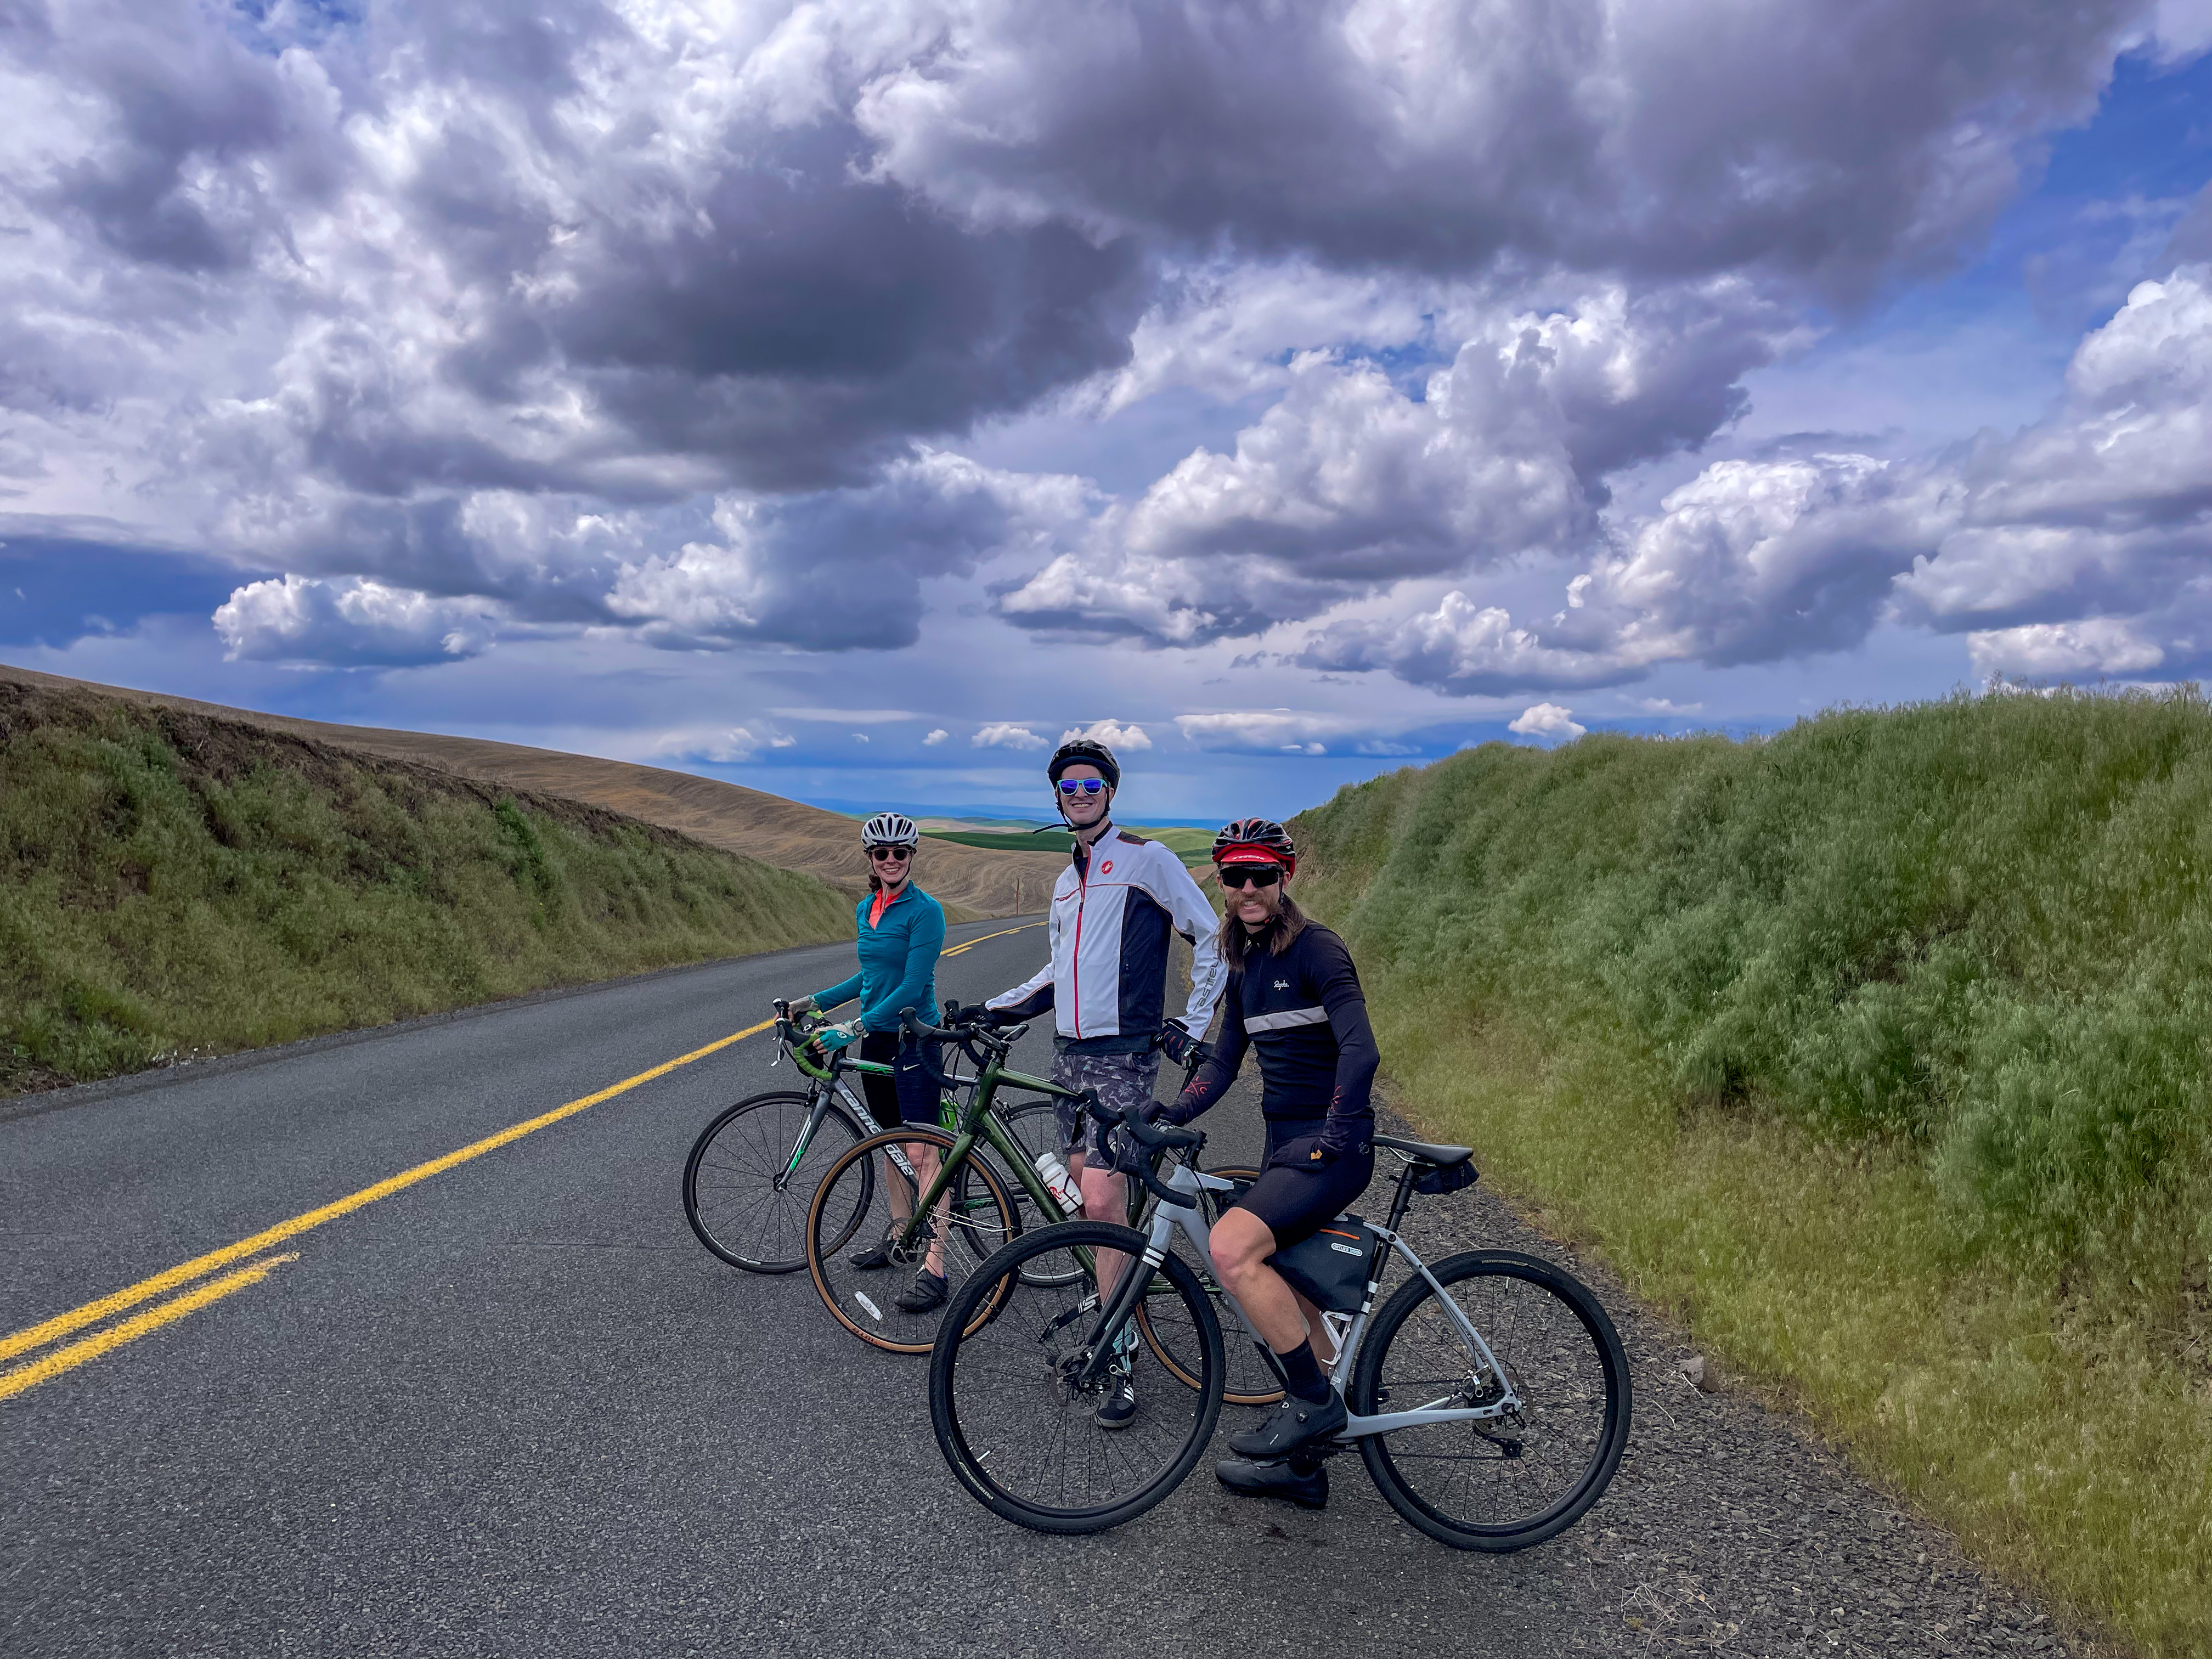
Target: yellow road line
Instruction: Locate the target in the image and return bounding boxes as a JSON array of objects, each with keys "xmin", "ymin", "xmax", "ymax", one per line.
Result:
[
  {"xmin": 0, "ymin": 1019, "xmax": 773, "ymax": 1368},
  {"xmin": 0, "ymin": 1254, "xmax": 300, "ymax": 1402},
  {"xmin": 941, "ymin": 921, "xmax": 1043, "ymax": 958}
]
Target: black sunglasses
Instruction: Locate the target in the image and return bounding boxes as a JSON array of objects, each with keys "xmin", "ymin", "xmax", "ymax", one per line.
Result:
[
  {"xmin": 867, "ymin": 845, "xmax": 913, "ymax": 861},
  {"xmin": 1217, "ymin": 865, "xmax": 1282, "ymax": 889},
  {"xmin": 1056, "ymin": 778, "xmax": 1108, "ymax": 796}
]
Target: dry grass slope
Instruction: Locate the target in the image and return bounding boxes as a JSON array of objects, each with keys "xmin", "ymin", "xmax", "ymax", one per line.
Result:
[{"xmin": 0, "ymin": 664, "xmax": 1064, "ymax": 918}]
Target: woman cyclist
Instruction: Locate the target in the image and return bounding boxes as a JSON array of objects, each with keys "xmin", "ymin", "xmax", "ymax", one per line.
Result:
[
  {"xmin": 783, "ymin": 812, "xmax": 952, "ymax": 1313},
  {"xmin": 1153, "ymin": 817, "xmax": 1378, "ymax": 1509}
]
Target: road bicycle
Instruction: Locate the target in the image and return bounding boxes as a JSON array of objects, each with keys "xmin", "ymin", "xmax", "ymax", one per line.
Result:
[
  {"xmin": 681, "ymin": 1001, "xmax": 1062, "ymax": 1274},
  {"xmin": 927, "ymin": 1103, "xmax": 1632, "ymax": 1549},
  {"xmin": 804, "ymin": 1007, "xmax": 1269, "ymax": 1387}
]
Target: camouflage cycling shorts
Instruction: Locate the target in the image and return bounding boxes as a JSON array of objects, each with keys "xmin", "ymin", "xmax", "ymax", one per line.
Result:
[{"xmin": 1049, "ymin": 1047, "xmax": 1163, "ymax": 1163}]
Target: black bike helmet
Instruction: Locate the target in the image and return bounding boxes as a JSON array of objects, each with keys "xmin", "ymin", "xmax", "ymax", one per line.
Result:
[
  {"xmin": 1047, "ymin": 737, "xmax": 1120, "ymax": 789},
  {"xmin": 1212, "ymin": 817, "xmax": 1297, "ymax": 876}
]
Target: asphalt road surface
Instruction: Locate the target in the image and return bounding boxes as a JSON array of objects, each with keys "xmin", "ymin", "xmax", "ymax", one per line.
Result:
[{"xmin": 4, "ymin": 918, "xmax": 2078, "ymax": 1658}]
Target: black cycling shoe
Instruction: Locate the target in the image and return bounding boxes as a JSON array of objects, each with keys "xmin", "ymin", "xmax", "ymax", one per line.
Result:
[
  {"xmin": 1215, "ymin": 1455, "xmax": 1329, "ymax": 1509},
  {"xmin": 893, "ymin": 1269, "xmax": 948, "ymax": 1313},
  {"xmin": 1226, "ymin": 1388, "xmax": 1347, "ymax": 1459},
  {"xmin": 1095, "ymin": 1359, "xmax": 1137, "ymax": 1430},
  {"xmin": 848, "ymin": 1226, "xmax": 896, "ymax": 1271}
]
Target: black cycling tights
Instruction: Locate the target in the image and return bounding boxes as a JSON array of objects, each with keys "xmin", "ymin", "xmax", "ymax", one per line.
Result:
[{"xmin": 1231, "ymin": 1115, "xmax": 1375, "ymax": 1250}]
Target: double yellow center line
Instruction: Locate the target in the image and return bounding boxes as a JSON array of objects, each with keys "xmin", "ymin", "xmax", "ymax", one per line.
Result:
[
  {"xmin": 0, "ymin": 1019, "xmax": 773, "ymax": 1402},
  {"xmin": 0, "ymin": 918, "xmax": 1044, "ymax": 1403}
]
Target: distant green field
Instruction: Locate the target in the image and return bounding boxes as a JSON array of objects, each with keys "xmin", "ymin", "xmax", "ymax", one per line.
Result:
[
  {"xmin": 927, "ymin": 829, "xmax": 1074, "ymax": 853},
  {"xmin": 924, "ymin": 824, "xmax": 1214, "ymax": 867}
]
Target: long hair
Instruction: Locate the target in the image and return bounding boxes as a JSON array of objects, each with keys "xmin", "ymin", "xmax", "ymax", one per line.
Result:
[{"xmin": 1217, "ymin": 887, "xmax": 1308, "ymax": 973}]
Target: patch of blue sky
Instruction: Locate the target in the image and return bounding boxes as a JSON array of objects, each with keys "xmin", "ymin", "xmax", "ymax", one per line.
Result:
[
  {"xmin": 1740, "ymin": 49, "xmax": 2212, "ymax": 448},
  {"xmin": 0, "ymin": 537, "xmax": 261, "ymax": 651}
]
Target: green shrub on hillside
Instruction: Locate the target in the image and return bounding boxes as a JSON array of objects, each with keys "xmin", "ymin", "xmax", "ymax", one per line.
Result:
[
  {"xmin": 0, "ymin": 685, "xmax": 848, "ymax": 1094},
  {"xmin": 1294, "ymin": 688, "xmax": 2212, "ymax": 1653},
  {"xmin": 1302, "ymin": 688, "xmax": 2212, "ymax": 1276}
]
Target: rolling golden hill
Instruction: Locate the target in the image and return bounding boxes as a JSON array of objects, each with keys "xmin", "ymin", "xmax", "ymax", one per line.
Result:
[{"xmin": 0, "ymin": 663, "xmax": 1064, "ymax": 918}]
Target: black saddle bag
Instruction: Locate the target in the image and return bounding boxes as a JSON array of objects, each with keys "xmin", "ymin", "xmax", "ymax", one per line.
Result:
[{"xmin": 1266, "ymin": 1215, "xmax": 1381, "ymax": 1313}]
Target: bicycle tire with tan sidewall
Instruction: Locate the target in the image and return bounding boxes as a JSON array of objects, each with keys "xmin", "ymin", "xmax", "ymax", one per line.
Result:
[{"xmin": 805, "ymin": 1125, "xmax": 1022, "ymax": 1355}]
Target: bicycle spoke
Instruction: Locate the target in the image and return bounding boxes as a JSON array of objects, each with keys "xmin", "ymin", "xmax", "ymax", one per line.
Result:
[{"xmin": 685, "ymin": 1093, "xmax": 864, "ymax": 1273}]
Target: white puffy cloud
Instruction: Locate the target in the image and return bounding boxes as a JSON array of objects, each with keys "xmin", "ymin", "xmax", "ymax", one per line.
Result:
[
  {"xmin": 605, "ymin": 451, "xmax": 1089, "ymax": 651},
  {"xmin": 1302, "ymin": 264, "xmax": 2212, "ymax": 696},
  {"xmin": 1966, "ymin": 619, "xmax": 2168, "ymax": 679},
  {"xmin": 973, "ymin": 722, "xmax": 1047, "ymax": 749},
  {"xmin": 1059, "ymin": 718, "xmax": 1153, "ymax": 751},
  {"xmin": 3, "ymin": 0, "xmax": 2202, "ymax": 709},
  {"xmin": 1175, "ymin": 710, "xmax": 1348, "ymax": 753},
  {"xmin": 999, "ymin": 281, "xmax": 1797, "ymax": 644},
  {"xmin": 212, "ymin": 575, "xmax": 500, "ymax": 667},
  {"xmin": 922, "ymin": 727, "xmax": 950, "ymax": 745},
  {"xmin": 652, "ymin": 725, "xmax": 780, "ymax": 764},
  {"xmin": 1508, "ymin": 702, "xmax": 1585, "ymax": 740}
]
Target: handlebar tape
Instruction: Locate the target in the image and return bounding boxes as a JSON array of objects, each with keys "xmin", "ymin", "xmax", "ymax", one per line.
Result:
[{"xmin": 1098, "ymin": 1098, "xmax": 1199, "ymax": 1209}]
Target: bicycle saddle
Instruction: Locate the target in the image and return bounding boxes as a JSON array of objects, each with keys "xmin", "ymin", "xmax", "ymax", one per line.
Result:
[{"xmin": 1371, "ymin": 1133, "xmax": 1474, "ymax": 1169}]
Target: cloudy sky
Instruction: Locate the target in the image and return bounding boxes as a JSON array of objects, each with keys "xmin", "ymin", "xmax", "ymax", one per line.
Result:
[{"xmin": 3, "ymin": 0, "xmax": 2210, "ymax": 822}]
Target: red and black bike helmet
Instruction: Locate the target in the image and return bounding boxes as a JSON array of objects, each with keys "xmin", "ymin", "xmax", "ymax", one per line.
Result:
[{"xmin": 1211, "ymin": 817, "xmax": 1296, "ymax": 877}]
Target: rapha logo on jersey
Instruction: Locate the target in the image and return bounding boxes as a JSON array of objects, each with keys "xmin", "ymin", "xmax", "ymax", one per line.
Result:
[{"xmin": 1273, "ymin": 980, "xmax": 1290, "ymax": 990}]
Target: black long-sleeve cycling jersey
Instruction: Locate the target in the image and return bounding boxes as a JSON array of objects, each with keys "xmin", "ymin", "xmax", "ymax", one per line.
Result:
[{"xmin": 1165, "ymin": 920, "xmax": 1379, "ymax": 1157}]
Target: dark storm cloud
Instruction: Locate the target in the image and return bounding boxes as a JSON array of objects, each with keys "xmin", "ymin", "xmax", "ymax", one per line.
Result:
[
  {"xmin": 864, "ymin": 0, "xmax": 2148, "ymax": 301},
  {"xmin": 9, "ymin": 0, "xmax": 347, "ymax": 274},
  {"xmin": 3, "ymin": 0, "xmax": 2201, "ymax": 676},
  {"xmin": 508, "ymin": 126, "xmax": 1147, "ymax": 492},
  {"xmin": 606, "ymin": 453, "xmax": 1088, "ymax": 651}
]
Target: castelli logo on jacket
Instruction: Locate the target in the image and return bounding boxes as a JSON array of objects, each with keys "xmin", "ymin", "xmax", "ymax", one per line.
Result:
[{"xmin": 1100, "ymin": 860, "xmax": 1113, "ymax": 874}]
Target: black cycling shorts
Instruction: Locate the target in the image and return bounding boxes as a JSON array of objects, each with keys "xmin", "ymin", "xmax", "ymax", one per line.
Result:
[
  {"xmin": 1231, "ymin": 1115, "xmax": 1375, "ymax": 1250},
  {"xmin": 857, "ymin": 1030, "xmax": 942, "ymax": 1129}
]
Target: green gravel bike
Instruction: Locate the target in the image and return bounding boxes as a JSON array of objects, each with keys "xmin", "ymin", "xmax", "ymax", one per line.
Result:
[{"xmin": 680, "ymin": 1000, "xmax": 1062, "ymax": 1276}]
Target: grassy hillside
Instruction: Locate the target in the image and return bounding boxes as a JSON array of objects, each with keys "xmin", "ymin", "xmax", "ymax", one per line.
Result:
[
  {"xmin": 1294, "ymin": 687, "xmax": 2212, "ymax": 1657},
  {"xmin": 0, "ymin": 663, "xmax": 1062, "ymax": 919},
  {"xmin": 0, "ymin": 679, "xmax": 849, "ymax": 1097}
]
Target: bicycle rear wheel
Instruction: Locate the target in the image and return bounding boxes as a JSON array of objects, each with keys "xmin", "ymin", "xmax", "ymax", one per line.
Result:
[
  {"xmin": 1352, "ymin": 1249, "xmax": 1630, "ymax": 1551},
  {"xmin": 929, "ymin": 1221, "xmax": 1223, "ymax": 1534},
  {"xmin": 682, "ymin": 1091, "xmax": 868, "ymax": 1273},
  {"xmin": 806, "ymin": 1127, "xmax": 1020, "ymax": 1355}
]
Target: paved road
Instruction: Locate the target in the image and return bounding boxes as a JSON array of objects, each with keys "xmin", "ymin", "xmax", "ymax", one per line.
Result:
[{"xmin": 4, "ymin": 918, "xmax": 2077, "ymax": 1658}]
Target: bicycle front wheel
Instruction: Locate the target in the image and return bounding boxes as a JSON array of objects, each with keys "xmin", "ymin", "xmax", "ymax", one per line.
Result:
[
  {"xmin": 930, "ymin": 1221, "xmax": 1223, "ymax": 1534},
  {"xmin": 682, "ymin": 1091, "xmax": 868, "ymax": 1273},
  {"xmin": 1352, "ymin": 1249, "xmax": 1630, "ymax": 1551},
  {"xmin": 806, "ymin": 1127, "xmax": 1020, "ymax": 1355}
]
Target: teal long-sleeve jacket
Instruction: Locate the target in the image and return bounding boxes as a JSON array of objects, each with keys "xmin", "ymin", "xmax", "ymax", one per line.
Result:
[{"xmin": 812, "ymin": 883, "xmax": 946, "ymax": 1033}]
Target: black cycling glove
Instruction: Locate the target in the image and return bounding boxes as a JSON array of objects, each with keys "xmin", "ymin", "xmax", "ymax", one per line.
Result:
[
  {"xmin": 1313, "ymin": 1111, "xmax": 1374, "ymax": 1163},
  {"xmin": 1155, "ymin": 1025, "xmax": 1203, "ymax": 1066}
]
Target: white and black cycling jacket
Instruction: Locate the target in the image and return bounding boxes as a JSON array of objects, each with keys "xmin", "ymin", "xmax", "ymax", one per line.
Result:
[{"xmin": 986, "ymin": 826, "xmax": 1226, "ymax": 1053}]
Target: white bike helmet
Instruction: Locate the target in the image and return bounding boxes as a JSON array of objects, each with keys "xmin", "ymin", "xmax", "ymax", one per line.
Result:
[{"xmin": 860, "ymin": 811, "xmax": 921, "ymax": 848}]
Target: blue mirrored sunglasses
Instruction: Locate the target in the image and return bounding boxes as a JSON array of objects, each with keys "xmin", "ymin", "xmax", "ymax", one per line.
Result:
[{"xmin": 1056, "ymin": 778, "xmax": 1107, "ymax": 795}]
